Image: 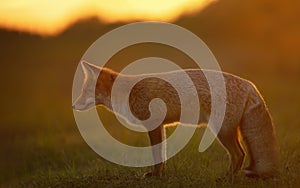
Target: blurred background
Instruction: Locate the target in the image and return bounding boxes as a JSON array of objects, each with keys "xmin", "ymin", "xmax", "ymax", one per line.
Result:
[{"xmin": 0, "ymin": 0, "xmax": 299, "ymax": 186}]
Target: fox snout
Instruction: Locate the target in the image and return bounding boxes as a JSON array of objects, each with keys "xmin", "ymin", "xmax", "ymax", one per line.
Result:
[{"xmin": 72, "ymin": 96, "xmax": 95, "ymax": 111}]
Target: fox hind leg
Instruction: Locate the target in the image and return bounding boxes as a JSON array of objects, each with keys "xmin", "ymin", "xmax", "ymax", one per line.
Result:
[{"xmin": 217, "ymin": 127, "xmax": 245, "ymax": 176}]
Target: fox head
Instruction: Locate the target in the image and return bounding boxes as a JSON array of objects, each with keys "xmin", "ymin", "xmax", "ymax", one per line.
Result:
[{"xmin": 72, "ymin": 61, "xmax": 116, "ymax": 111}]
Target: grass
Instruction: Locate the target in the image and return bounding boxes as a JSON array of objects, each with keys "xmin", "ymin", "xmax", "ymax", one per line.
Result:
[
  {"xmin": 11, "ymin": 125, "xmax": 300, "ymax": 187},
  {"xmin": 3, "ymin": 74, "xmax": 300, "ymax": 187}
]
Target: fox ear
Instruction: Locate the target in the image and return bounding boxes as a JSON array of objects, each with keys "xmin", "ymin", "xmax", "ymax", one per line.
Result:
[{"xmin": 81, "ymin": 61, "xmax": 101, "ymax": 79}]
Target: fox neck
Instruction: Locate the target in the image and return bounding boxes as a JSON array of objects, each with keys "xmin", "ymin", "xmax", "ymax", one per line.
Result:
[
  {"xmin": 96, "ymin": 72, "xmax": 133, "ymax": 117},
  {"xmin": 95, "ymin": 68, "xmax": 119, "ymax": 110}
]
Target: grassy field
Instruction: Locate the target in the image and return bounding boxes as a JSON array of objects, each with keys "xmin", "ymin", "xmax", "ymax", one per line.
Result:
[
  {"xmin": 1, "ymin": 2, "xmax": 300, "ymax": 186},
  {"xmin": 1, "ymin": 54, "xmax": 300, "ymax": 187},
  {"xmin": 3, "ymin": 88, "xmax": 300, "ymax": 188}
]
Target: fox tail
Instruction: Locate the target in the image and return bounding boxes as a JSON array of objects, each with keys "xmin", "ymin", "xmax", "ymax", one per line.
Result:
[{"xmin": 240, "ymin": 83, "xmax": 280, "ymax": 178}]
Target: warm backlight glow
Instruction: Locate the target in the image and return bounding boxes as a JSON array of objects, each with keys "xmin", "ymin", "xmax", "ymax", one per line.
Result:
[{"xmin": 0, "ymin": 0, "xmax": 215, "ymax": 36}]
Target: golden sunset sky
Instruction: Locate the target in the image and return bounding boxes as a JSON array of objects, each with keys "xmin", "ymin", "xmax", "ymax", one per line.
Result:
[{"xmin": 0, "ymin": 0, "xmax": 215, "ymax": 36}]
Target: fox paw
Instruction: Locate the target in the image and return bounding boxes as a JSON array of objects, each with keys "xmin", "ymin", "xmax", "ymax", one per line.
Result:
[
  {"xmin": 243, "ymin": 169, "xmax": 260, "ymax": 178},
  {"xmin": 142, "ymin": 171, "xmax": 162, "ymax": 179},
  {"xmin": 142, "ymin": 172, "xmax": 154, "ymax": 178}
]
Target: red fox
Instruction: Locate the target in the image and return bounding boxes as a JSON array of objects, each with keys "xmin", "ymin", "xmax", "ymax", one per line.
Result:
[{"xmin": 73, "ymin": 61, "xmax": 280, "ymax": 179}]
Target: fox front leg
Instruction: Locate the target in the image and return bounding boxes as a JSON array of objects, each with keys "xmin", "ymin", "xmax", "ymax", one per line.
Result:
[{"xmin": 143, "ymin": 125, "xmax": 166, "ymax": 178}]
